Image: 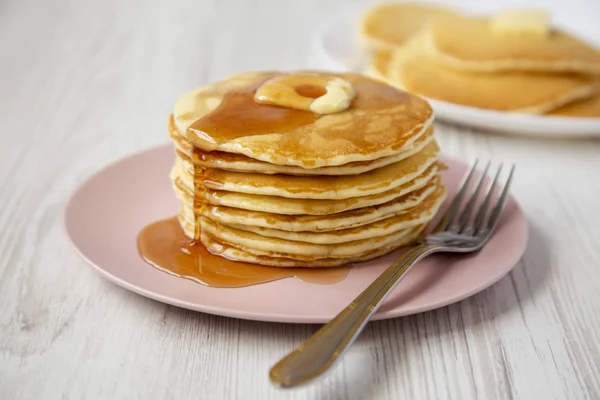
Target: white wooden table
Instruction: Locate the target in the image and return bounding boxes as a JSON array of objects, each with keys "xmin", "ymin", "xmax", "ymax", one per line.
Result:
[{"xmin": 2, "ymin": 0, "xmax": 600, "ymax": 399}]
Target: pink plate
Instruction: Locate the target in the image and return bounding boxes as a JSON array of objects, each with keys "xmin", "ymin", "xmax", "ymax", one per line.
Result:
[{"xmin": 64, "ymin": 145, "xmax": 528, "ymax": 323}]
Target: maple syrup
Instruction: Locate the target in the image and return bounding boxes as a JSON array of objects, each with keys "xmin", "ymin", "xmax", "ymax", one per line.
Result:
[
  {"xmin": 295, "ymin": 84, "xmax": 327, "ymax": 99},
  {"xmin": 137, "ymin": 217, "xmax": 350, "ymax": 288},
  {"xmin": 188, "ymin": 78, "xmax": 321, "ymax": 141}
]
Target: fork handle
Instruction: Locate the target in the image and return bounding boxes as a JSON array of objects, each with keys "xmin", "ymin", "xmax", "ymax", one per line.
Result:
[{"xmin": 269, "ymin": 243, "xmax": 437, "ymax": 387}]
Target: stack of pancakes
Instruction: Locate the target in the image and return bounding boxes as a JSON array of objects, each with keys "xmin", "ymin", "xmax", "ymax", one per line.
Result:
[
  {"xmin": 168, "ymin": 71, "xmax": 446, "ymax": 267},
  {"xmin": 361, "ymin": 5, "xmax": 600, "ymax": 117}
]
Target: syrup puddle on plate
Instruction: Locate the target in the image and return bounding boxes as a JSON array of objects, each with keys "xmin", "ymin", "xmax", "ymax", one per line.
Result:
[{"xmin": 137, "ymin": 217, "xmax": 350, "ymax": 288}]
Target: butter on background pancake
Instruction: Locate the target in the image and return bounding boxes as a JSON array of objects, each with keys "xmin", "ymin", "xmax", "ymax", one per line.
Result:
[
  {"xmin": 173, "ymin": 71, "xmax": 433, "ymax": 168},
  {"xmin": 550, "ymin": 93, "xmax": 600, "ymax": 117},
  {"xmin": 202, "ymin": 176, "xmax": 442, "ymax": 232},
  {"xmin": 425, "ymin": 15, "xmax": 600, "ymax": 73},
  {"xmin": 196, "ymin": 141, "xmax": 439, "ymax": 199},
  {"xmin": 359, "ymin": 3, "xmax": 457, "ymax": 52},
  {"xmin": 389, "ymin": 36, "xmax": 598, "ymax": 113},
  {"xmin": 170, "ymin": 114, "xmax": 436, "ymax": 176}
]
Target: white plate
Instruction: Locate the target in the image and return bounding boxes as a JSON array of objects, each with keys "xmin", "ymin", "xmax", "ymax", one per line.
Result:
[{"xmin": 310, "ymin": 1, "xmax": 600, "ymax": 137}]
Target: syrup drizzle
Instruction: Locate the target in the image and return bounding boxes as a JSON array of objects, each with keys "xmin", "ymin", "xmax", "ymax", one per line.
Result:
[{"xmin": 138, "ymin": 217, "xmax": 350, "ymax": 288}]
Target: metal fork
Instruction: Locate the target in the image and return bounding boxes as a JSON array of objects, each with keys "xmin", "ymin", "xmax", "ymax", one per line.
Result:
[{"xmin": 269, "ymin": 161, "xmax": 515, "ymax": 388}]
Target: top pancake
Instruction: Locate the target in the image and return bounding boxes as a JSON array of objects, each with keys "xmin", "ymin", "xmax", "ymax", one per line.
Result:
[
  {"xmin": 170, "ymin": 114, "xmax": 435, "ymax": 176},
  {"xmin": 359, "ymin": 3, "xmax": 457, "ymax": 52},
  {"xmin": 173, "ymin": 71, "xmax": 433, "ymax": 168},
  {"xmin": 425, "ymin": 15, "xmax": 600, "ymax": 73}
]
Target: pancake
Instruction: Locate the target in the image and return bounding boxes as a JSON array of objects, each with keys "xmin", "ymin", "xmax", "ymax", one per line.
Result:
[
  {"xmin": 164, "ymin": 70, "xmax": 445, "ymax": 268},
  {"xmin": 389, "ymin": 36, "xmax": 598, "ymax": 113},
  {"xmin": 202, "ymin": 175, "xmax": 442, "ymax": 232},
  {"xmin": 174, "ymin": 175, "xmax": 441, "ymax": 240},
  {"xmin": 173, "ymin": 71, "xmax": 433, "ymax": 168},
  {"xmin": 171, "ymin": 142, "xmax": 439, "ymax": 206},
  {"xmin": 549, "ymin": 93, "xmax": 600, "ymax": 117},
  {"xmin": 201, "ymin": 229, "xmax": 423, "ymax": 267},
  {"xmin": 176, "ymin": 205, "xmax": 198, "ymax": 241},
  {"xmin": 192, "ymin": 163, "xmax": 441, "ymax": 215},
  {"xmin": 200, "ymin": 216, "xmax": 426, "ymax": 260},
  {"xmin": 224, "ymin": 183, "xmax": 445, "ymax": 244},
  {"xmin": 425, "ymin": 15, "xmax": 600, "ymax": 73},
  {"xmin": 359, "ymin": 3, "xmax": 457, "ymax": 52},
  {"xmin": 366, "ymin": 51, "xmax": 393, "ymax": 83},
  {"xmin": 170, "ymin": 115, "xmax": 435, "ymax": 176},
  {"xmin": 192, "ymin": 141, "xmax": 439, "ymax": 199}
]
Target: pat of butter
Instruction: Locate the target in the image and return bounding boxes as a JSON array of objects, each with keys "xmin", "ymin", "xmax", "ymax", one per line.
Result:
[
  {"xmin": 255, "ymin": 75, "xmax": 355, "ymax": 115},
  {"xmin": 310, "ymin": 78, "xmax": 355, "ymax": 114},
  {"xmin": 491, "ymin": 10, "xmax": 550, "ymax": 38}
]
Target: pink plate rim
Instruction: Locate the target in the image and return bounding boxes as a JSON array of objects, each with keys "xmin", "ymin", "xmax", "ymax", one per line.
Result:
[{"xmin": 64, "ymin": 144, "xmax": 529, "ymax": 323}]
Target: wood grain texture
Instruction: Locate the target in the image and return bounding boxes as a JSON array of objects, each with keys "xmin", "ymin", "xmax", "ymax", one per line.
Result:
[{"xmin": 1, "ymin": 0, "xmax": 600, "ymax": 399}]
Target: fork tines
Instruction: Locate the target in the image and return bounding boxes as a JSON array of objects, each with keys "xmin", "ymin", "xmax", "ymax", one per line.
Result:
[{"xmin": 436, "ymin": 161, "xmax": 515, "ymax": 237}]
